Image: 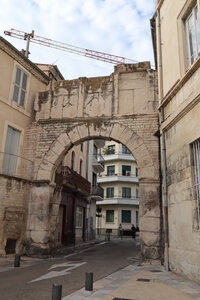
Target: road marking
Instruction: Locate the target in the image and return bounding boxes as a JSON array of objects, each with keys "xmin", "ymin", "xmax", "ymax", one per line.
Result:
[{"xmin": 29, "ymin": 261, "xmax": 87, "ymax": 283}]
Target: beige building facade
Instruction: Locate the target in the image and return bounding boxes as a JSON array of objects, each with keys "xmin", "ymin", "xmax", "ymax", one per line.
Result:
[
  {"xmin": 153, "ymin": 0, "xmax": 200, "ymax": 281},
  {"xmin": 0, "ymin": 36, "xmax": 65, "ymax": 256},
  {"xmin": 97, "ymin": 141, "xmax": 139, "ymax": 235}
]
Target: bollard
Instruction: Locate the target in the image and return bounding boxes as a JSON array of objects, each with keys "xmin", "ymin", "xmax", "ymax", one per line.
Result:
[
  {"xmin": 14, "ymin": 254, "xmax": 20, "ymax": 267},
  {"xmin": 85, "ymin": 272, "xmax": 93, "ymax": 291},
  {"xmin": 52, "ymin": 284, "xmax": 62, "ymax": 300}
]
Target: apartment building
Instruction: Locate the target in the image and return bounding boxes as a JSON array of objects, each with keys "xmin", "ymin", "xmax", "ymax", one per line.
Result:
[
  {"xmin": 152, "ymin": 0, "xmax": 200, "ymax": 281},
  {"xmin": 0, "ymin": 36, "xmax": 63, "ymax": 256},
  {"xmin": 97, "ymin": 141, "xmax": 139, "ymax": 235}
]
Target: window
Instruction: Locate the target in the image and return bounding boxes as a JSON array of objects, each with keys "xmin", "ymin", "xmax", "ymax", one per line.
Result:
[
  {"xmin": 107, "ymin": 165, "xmax": 115, "ymax": 176},
  {"xmin": 93, "ymin": 144, "xmax": 97, "ymax": 158},
  {"xmin": 122, "ymin": 187, "xmax": 131, "ymax": 198},
  {"xmin": 185, "ymin": 4, "xmax": 200, "ymax": 66},
  {"xmin": 136, "ymin": 211, "xmax": 139, "ymax": 225},
  {"xmin": 136, "ymin": 188, "xmax": 139, "ymax": 199},
  {"xmin": 106, "ymin": 210, "xmax": 114, "ymax": 222},
  {"xmin": 71, "ymin": 151, "xmax": 75, "ymax": 170},
  {"xmin": 106, "ymin": 187, "xmax": 114, "ymax": 198},
  {"xmin": 122, "ymin": 210, "xmax": 131, "ymax": 223},
  {"xmin": 108, "ymin": 145, "xmax": 115, "ymax": 154},
  {"xmin": 76, "ymin": 206, "xmax": 83, "ymax": 228},
  {"xmin": 80, "ymin": 143, "xmax": 84, "ymax": 152},
  {"xmin": 12, "ymin": 66, "xmax": 28, "ymax": 107},
  {"xmin": 3, "ymin": 126, "xmax": 20, "ymax": 175},
  {"xmin": 122, "ymin": 165, "xmax": 131, "ymax": 176},
  {"xmin": 136, "ymin": 167, "xmax": 138, "ymax": 177},
  {"xmin": 122, "ymin": 145, "xmax": 130, "ymax": 154},
  {"xmin": 192, "ymin": 138, "xmax": 200, "ymax": 227},
  {"xmin": 79, "ymin": 159, "xmax": 83, "ymax": 175}
]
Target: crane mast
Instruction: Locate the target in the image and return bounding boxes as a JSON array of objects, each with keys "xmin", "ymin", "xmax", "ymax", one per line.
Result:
[{"xmin": 4, "ymin": 28, "xmax": 136, "ymax": 65}]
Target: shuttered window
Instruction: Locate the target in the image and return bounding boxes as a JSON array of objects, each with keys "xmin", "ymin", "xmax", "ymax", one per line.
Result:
[
  {"xmin": 12, "ymin": 66, "xmax": 28, "ymax": 107},
  {"xmin": 3, "ymin": 126, "xmax": 21, "ymax": 175}
]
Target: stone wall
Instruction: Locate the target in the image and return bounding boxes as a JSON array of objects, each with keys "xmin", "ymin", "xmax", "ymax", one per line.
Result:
[{"xmin": 0, "ymin": 175, "xmax": 30, "ymax": 256}]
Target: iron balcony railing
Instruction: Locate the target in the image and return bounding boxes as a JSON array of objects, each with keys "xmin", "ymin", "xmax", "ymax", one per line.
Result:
[
  {"xmin": 104, "ymin": 196, "xmax": 139, "ymax": 200},
  {"xmin": 0, "ymin": 152, "xmax": 34, "ymax": 181},
  {"xmin": 91, "ymin": 184, "xmax": 104, "ymax": 198},
  {"xmin": 102, "ymin": 150, "xmax": 133, "ymax": 156},
  {"xmin": 98, "ymin": 172, "xmax": 138, "ymax": 178},
  {"xmin": 62, "ymin": 166, "xmax": 91, "ymax": 194}
]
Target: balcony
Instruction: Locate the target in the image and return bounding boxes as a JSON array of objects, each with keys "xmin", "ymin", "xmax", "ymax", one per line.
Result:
[
  {"xmin": 96, "ymin": 196, "xmax": 139, "ymax": 206},
  {"xmin": 0, "ymin": 152, "xmax": 33, "ymax": 181},
  {"xmin": 92, "ymin": 154, "xmax": 104, "ymax": 173},
  {"xmin": 91, "ymin": 184, "xmax": 104, "ymax": 200},
  {"xmin": 62, "ymin": 166, "xmax": 91, "ymax": 195},
  {"xmin": 97, "ymin": 173, "xmax": 138, "ymax": 183},
  {"xmin": 102, "ymin": 150, "xmax": 136, "ymax": 162}
]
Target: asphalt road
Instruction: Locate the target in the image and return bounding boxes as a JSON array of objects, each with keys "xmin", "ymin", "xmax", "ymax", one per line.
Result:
[{"xmin": 0, "ymin": 237, "xmax": 140, "ymax": 300}]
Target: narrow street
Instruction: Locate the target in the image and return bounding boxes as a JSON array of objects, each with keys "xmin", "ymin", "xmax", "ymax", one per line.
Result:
[{"xmin": 0, "ymin": 237, "xmax": 140, "ymax": 300}]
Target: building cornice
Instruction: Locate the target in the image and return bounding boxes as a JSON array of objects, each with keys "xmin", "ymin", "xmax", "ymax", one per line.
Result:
[{"xmin": 0, "ymin": 36, "xmax": 50, "ymax": 85}]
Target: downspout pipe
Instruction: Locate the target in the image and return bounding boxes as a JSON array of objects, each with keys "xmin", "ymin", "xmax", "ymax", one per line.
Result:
[{"xmin": 156, "ymin": 0, "xmax": 169, "ymax": 271}]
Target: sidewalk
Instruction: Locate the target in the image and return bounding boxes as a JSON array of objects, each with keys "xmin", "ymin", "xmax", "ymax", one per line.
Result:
[{"xmin": 62, "ymin": 262, "xmax": 200, "ymax": 300}]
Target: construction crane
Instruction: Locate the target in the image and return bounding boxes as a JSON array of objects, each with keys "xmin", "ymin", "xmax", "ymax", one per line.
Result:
[{"xmin": 4, "ymin": 28, "xmax": 137, "ymax": 65}]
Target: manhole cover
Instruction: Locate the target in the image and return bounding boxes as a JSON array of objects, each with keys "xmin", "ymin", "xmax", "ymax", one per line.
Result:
[{"xmin": 136, "ymin": 278, "xmax": 151, "ymax": 282}]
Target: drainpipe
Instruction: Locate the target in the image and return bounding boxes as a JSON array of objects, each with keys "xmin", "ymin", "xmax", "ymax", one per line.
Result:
[{"xmin": 156, "ymin": 0, "xmax": 169, "ymax": 271}]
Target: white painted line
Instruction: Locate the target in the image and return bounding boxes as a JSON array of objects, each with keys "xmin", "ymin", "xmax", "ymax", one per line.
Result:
[{"xmin": 29, "ymin": 261, "xmax": 87, "ymax": 283}]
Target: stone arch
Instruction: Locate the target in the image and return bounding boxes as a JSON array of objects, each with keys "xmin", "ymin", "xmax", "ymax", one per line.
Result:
[
  {"xmin": 36, "ymin": 121, "xmax": 156, "ymax": 183},
  {"xmin": 27, "ymin": 121, "xmax": 160, "ymax": 259}
]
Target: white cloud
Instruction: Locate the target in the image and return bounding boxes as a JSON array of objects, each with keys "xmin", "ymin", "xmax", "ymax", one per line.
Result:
[{"xmin": 0, "ymin": 0, "xmax": 155, "ymax": 79}]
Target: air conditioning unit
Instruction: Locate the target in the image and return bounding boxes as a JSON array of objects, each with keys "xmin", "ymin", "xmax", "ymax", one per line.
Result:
[{"xmin": 126, "ymin": 171, "xmax": 131, "ymax": 176}]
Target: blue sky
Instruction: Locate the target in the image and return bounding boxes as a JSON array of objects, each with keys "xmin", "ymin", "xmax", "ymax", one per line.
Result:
[{"xmin": 0, "ymin": 0, "xmax": 155, "ymax": 79}]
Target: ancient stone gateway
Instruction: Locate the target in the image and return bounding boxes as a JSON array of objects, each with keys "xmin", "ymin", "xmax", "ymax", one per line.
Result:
[{"xmin": 24, "ymin": 62, "xmax": 161, "ymax": 259}]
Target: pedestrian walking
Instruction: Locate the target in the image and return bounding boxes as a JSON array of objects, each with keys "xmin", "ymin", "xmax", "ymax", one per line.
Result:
[
  {"xmin": 131, "ymin": 224, "xmax": 136, "ymax": 239},
  {"xmin": 119, "ymin": 223, "xmax": 123, "ymax": 239}
]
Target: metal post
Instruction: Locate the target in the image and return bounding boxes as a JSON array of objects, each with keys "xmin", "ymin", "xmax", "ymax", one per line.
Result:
[
  {"xmin": 85, "ymin": 272, "xmax": 93, "ymax": 291},
  {"xmin": 52, "ymin": 284, "xmax": 62, "ymax": 300},
  {"xmin": 14, "ymin": 254, "xmax": 20, "ymax": 267}
]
